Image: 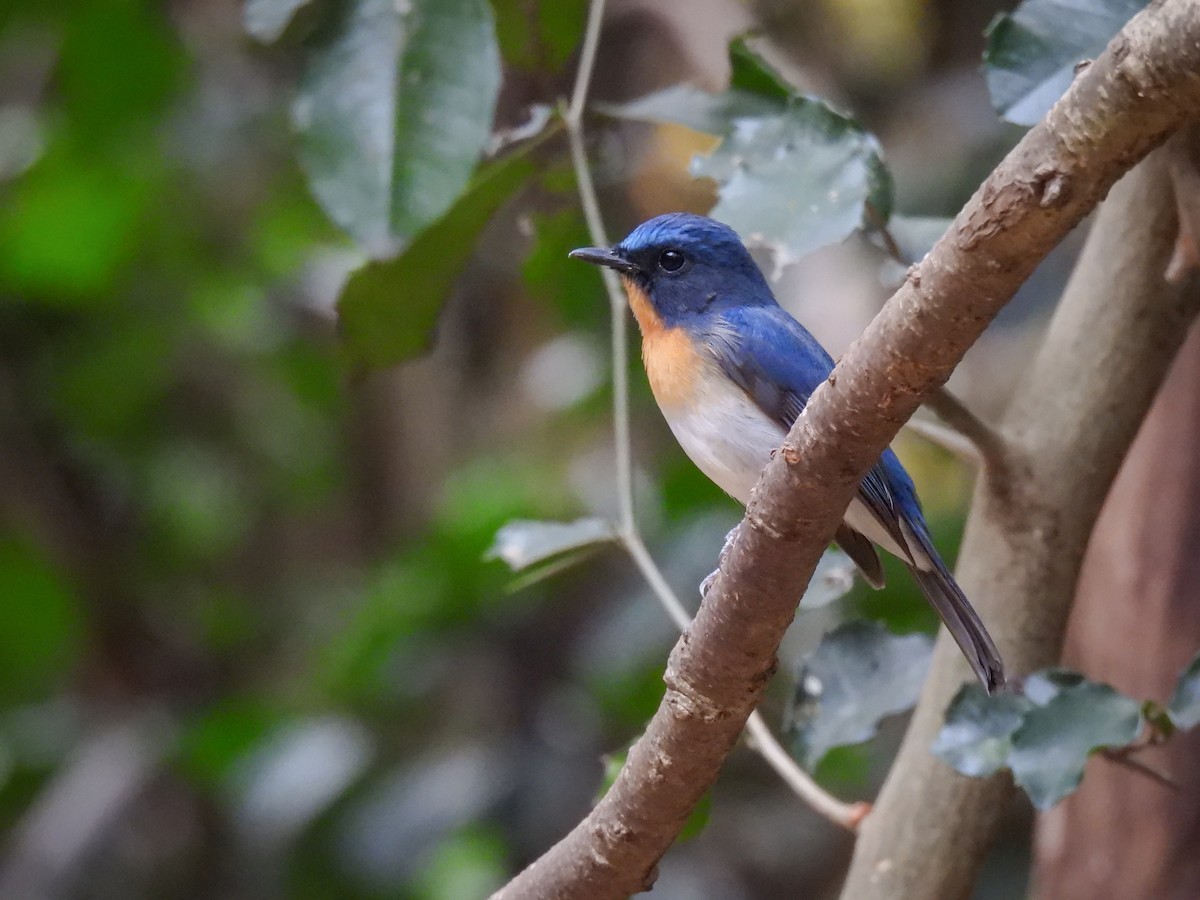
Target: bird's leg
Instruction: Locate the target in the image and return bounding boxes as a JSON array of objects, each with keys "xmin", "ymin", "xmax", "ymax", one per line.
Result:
[{"xmin": 700, "ymin": 524, "xmax": 742, "ymax": 597}]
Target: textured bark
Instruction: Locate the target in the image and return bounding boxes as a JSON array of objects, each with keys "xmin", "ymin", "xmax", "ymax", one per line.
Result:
[
  {"xmin": 497, "ymin": 3, "xmax": 1200, "ymax": 897},
  {"xmin": 840, "ymin": 136, "xmax": 1200, "ymax": 900},
  {"xmin": 1031, "ymin": 322, "xmax": 1200, "ymax": 899}
]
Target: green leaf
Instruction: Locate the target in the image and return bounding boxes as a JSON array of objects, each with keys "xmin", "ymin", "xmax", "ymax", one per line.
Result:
[
  {"xmin": 727, "ymin": 35, "xmax": 793, "ymax": 100},
  {"xmin": 493, "ymin": 0, "xmax": 587, "ymax": 70},
  {"xmin": 932, "ymin": 684, "xmax": 1034, "ymax": 777},
  {"xmin": 293, "ymin": 0, "xmax": 502, "ymax": 256},
  {"xmin": 1007, "ymin": 680, "xmax": 1142, "ymax": 809},
  {"xmin": 984, "ymin": 0, "xmax": 1146, "ymax": 126},
  {"xmin": 601, "ymin": 40, "xmax": 891, "ymax": 266},
  {"xmin": 695, "ymin": 98, "xmax": 891, "ymax": 268},
  {"xmin": 336, "ymin": 134, "xmax": 543, "ymax": 368},
  {"xmin": 1168, "ymin": 649, "xmax": 1200, "ymax": 729},
  {"xmin": 486, "ymin": 517, "xmax": 616, "ymax": 571},
  {"xmin": 0, "ymin": 539, "xmax": 84, "ymax": 704},
  {"xmin": 789, "ymin": 621, "xmax": 933, "ymax": 769},
  {"xmin": 244, "ymin": 0, "xmax": 317, "ymax": 44}
]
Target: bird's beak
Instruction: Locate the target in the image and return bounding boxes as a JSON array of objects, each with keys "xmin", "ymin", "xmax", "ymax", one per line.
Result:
[{"xmin": 569, "ymin": 246, "xmax": 638, "ymax": 275}]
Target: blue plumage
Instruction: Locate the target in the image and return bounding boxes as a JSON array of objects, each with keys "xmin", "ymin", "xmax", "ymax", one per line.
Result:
[{"xmin": 570, "ymin": 213, "xmax": 1005, "ymax": 693}]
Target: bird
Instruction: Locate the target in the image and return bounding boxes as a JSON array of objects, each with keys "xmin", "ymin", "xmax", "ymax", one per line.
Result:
[{"xmin": 570, "ymin": 212, "xmax": 1005, "ymax": 693}]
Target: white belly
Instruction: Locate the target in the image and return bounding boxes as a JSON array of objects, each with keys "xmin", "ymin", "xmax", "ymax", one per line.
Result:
[
  {"xmin": 661, "ymin": 383, "xmax": 928, "ymax": 569},
  {"xmin": 660, "ymin": 378, "xmax": 782, "ymax": 505}
]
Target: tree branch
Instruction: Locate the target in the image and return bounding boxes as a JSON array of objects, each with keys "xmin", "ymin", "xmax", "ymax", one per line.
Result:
[
  {"xmin": 841, "ymin": 120, "xmax": 1200, "ymax": 900},
  {"xmin": 923, "ymin": 387, "xmax": 1009, "ymax": 476},
  {"xmin": 498, "ymin": 2, "xmax": 1200, "ymax": 896},
  {"xmin": 561, "ymin": 0, "xmax": 857, "ymax": 830}
]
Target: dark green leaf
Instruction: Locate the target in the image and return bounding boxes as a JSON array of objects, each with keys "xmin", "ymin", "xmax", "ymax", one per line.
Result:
[
  {"xmin": 1168, "ymin": 649, "xmax": 1200, "ymax": 729},
  {"xmin": 486, "ymin": 518, "xmax": 616, "ymax": 571},
  {"xmin": 789, "ymin": 621, "xmax": 933, "ymax": 769},
  {"xmin": 493, "ymin": 0, "xmax": 587, "ymax": 70},
  {"xmin": 932, "ymin": 684, "xmax": 1033, "ymax": 777},
  {"xmin": 1007, "ymin": 680, "xmax": 1142, "ymax": 809},
  {"xmin": 336, "ymin": 135, "xmax": 542, "ymax": 367},
  {"xmin": 984, "ymin": 0, "xmax": 1146, "ymax": 126},
  {"xmin": 728, "ymin": 35, "xmax": 793, "ymax": 100},
  {"xmin": 0, "ymin": 539, "xmax": 83, "ymax": 704},
  {"xmin": 294, "ymin": 0, "xmax": 501, "ymax": 256}
]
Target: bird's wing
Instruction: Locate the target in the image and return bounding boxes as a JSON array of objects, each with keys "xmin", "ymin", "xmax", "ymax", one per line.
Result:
[{"xmin": 705, "ymin": 304, "xmax": 910, "ymax": 552}]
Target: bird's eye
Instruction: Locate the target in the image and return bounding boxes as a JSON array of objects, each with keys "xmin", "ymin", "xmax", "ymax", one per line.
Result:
[{"xmin": 658, "ymin": 249, "xmax": 686, "ymax": 273}]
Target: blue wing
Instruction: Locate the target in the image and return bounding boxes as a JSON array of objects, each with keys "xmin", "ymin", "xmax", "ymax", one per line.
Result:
[
  {"xmin": 704, "ymin": 304, "xmax": 1005, "ymax": 692},
  {"xmin": 704, "ymin": 304, "xmax": 911, "ymax": 552}
]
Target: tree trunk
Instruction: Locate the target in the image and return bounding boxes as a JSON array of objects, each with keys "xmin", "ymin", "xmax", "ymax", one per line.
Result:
[{"xmin": 1032, "ymin": 319, "xmax": 1200, "ymax": 900}]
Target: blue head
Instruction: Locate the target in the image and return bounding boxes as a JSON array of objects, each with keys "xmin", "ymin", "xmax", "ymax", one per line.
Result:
[{"xmin": 570, "ymin": 213, "xmax": 775, "ymax": 327}]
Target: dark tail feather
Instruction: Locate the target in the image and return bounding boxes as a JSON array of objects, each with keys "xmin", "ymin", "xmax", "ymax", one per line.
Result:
[{"xmin": 907, "ymin": 559, "xmax": 1006, "ymax": 694}]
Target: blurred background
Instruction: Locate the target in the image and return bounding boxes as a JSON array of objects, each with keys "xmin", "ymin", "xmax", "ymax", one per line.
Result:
[{"xmin": 0, "ymin": 0, "xmax": 1070, "ymax": 896}]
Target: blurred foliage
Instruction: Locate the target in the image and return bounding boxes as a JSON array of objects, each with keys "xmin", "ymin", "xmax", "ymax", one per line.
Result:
[{"xmin": 0, "ymin": 0, "xmax": 1165, "ymax": 895}]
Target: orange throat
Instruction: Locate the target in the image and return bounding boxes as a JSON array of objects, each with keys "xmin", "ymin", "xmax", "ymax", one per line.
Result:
[{"xmin": 621, "ymin": 276, "xmax": 700, "ymax": 410}]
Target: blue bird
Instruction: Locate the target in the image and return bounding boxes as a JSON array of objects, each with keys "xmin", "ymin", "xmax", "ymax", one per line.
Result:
[{"xmin": 570, "ymin": 212, "xmax": 1005, "ymax": 693}]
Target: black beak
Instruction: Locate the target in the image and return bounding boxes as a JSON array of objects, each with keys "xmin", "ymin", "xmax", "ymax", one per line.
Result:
[{"xmin": 569, "ymin": 246, "xmax": 638, "ymax": 275}]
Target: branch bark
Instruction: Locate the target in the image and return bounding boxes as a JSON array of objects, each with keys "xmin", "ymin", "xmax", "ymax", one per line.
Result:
[
  {"xmin": 1032, "ymin": 318, "xmax": 1200, "ymax": 900},
  {"xmin": 840, "ymin": 133, "xmax": 1200, "ymax": 900},
  {"xmin": 497, "ymin": 3, "xmax": 1200, "ymax": 896}
]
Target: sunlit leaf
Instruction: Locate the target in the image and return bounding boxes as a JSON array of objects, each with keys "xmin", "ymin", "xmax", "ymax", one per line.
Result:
[
  {"xmin": 1007, "ymin": 680, "xmax": 1141, "ymax": 809},
  {"xmin": 1168, "ymin": 650, "xmax": 1200, "ymax": 729},
  {"xmin": 293, "ymin": 0, "xmax": 501, "ymax": 256},
  {"xmin": 337, "ymin": 132, "xmax": 544, "ymax": 368},
  {"xmin": 603, "ymin": 41, "xmax": 891, "ymax": 267},
  {"xmin": 487, "ymin": 517, "xmax": 616, "ymax": 571},
  {"xmin": 789, "ymin": 621, "xmax": 933, "ymax": 769},
  {"xmin": 932, "ymin": 684, "xmax": 1033, "ymax": 777},
  {"xmin": 984, "ymin": 0, "xmax": 1146, "ymax": 126},
  {"xmin": 695, "ymin": 99, "xmax": 891, "ymax": 269}
]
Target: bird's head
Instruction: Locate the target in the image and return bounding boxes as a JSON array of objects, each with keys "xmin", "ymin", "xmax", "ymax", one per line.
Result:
[{"xmin": 570, "ymin": 213, "xmax": 773, "ymax": 328}]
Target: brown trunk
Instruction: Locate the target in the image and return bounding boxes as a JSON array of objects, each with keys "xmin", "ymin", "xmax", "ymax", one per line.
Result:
[{"xmin": 1032, "ymin": 319, "xmax": 1200, "ymax": 900}]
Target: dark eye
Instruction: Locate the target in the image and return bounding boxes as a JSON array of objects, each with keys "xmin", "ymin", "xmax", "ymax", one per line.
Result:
[{"xmin": 658, "ymin": 249, "xmax": 686, "ymax": 273}]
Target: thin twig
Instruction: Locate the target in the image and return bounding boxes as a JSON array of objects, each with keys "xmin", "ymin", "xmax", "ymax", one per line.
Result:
[
  {"xmin": 902, "ymin": 418, "xmax": 983, "ymax": 468},
  {"xmin": 560, "ymin": 0, "xmax": 860, "ymax": 831},
  {"xmin": 923, "ymin": 387, "xmax": 1009, "ymax": 476},
  {"xmin": 1100, "ymin": 745, "xmax": 1178, "ymax": 790}
]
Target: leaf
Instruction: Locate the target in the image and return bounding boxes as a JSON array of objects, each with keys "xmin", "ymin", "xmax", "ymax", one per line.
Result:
[
  {"xmin": 244, "ymin": 0, "xmax": 315, "ymax": 43},
  {"xmin": 602, "ymin": 40, "xmax": 891, "ymax": 267},
  {"xmin": 695, "ymin": 98, "xmax": 892, "ymax": 268},
  {"xmin": 1007, "ymin": 681, "xmax": 1142, "ymax": 809},
  {"xmin": 493, "ymin": 0, "xmax": 587, "ymax": 70},
  {"xmin": 727, "ymin": 35, "xmax": 793, "ymax": 100},
  {"xmin": 486, "ymin": 518, "xmax": 616, "ymax": 571},
  {"xmin": 932, "ymin": 684, "xmax": 1034, "ymax": 777},
  {"xmin": 293, "ymin": 0, "xmax": 501, "ymax": 256},
  {"xmin": 984, "ymin": 0, "xmax": 1146, "ymax": 126},
  {"xmin": 336, "ymin": 132, "xmax": 544, "ymax": 368},
  {"xmin": 799, "ymin": 548, "xmax": 858, "ymax": 611},
  {"xmin": 789, "ymin": 621, "xmax": 933, "ymax": 769},
  {"xmin": 1168, "ymin": 649, "xmax": 1200, "ymax": 729}
]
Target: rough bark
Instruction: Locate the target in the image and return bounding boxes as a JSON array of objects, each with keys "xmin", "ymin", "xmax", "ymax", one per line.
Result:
[
  {"xmin": 840, "ymin": 140, "xmax": 1200, "ymax": 900},
  {"xmin": 1030, "ymin": 323, "xmax": 1200, "ymax": 899},
  {"xmin": 497, "ymin": 3, "xmax": 1200, "ymax": 897}
]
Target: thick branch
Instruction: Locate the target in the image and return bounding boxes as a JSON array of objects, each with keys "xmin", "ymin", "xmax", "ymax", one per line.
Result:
[
  {"xmin": 841, "ymin": 137, "xmax": 1200, "ymax": 900},
  {"xmin": 496, "ymin": 3, "xmax": 1200, "ymax": 896}
]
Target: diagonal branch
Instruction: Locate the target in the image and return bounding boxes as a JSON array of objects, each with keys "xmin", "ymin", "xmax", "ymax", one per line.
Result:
[
  {"xmin": 559, "ymin": 0, "xmax": 858, "ymax": 830},
  {"xmin": 497, "ymin": 2, "xmax": 1200, "ymax": 896}
]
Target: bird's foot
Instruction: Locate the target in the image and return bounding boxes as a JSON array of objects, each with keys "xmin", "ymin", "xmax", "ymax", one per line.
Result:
[{"xmin": 699, "ymin": 525, "xmax": 741, "ymax": 598}]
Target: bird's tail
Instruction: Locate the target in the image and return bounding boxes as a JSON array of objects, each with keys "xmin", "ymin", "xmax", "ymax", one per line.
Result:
[{"xmin": 903, "ymin": 527, "xmax": 1005, "ymax": 694}]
